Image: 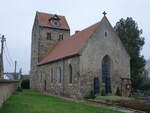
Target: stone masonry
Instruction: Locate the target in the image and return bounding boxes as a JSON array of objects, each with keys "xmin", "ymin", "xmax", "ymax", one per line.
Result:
[
  {"xmin": 30, "ymin": 12, "xmax": 131, "ymax": 99},
  {"xmin": 0, "ymin": 79, "xmax": 19, "ymax": 107}
]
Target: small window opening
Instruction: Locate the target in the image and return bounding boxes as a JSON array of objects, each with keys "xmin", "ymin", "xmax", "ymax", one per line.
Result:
[
  {"xmin": 58, "ymin": 34, "xmax": 63, "ymax": 40},
  {"xmin": 51, "ymin": 68, "xmax": 53, "ymax": 83},
  {"xmin": 58, "ymin": 67, "xmax": 62, "ymax": 83},
  {"xmin": 47, "ymin": 32, "xmax": 51, "ymax": 40},
  {"xmin": 105, "ymin": 31, "xmax": 107, "ymax": 37},
  {"xmin": 69, "ymin": 64, "xmax": 73, "ymax": 84},
  {"xmin": 44, "ymin": 80, "xmax": 47, "ymax": 91}
]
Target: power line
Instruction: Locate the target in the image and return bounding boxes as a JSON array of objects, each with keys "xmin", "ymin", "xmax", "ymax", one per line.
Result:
[
  {"xmin": 4, "ymin": 41, "xmax": 14, "ymax": 64},
  {"xmin": 3, "ymin": 48, "xmax": 12, "ymax": 66}
]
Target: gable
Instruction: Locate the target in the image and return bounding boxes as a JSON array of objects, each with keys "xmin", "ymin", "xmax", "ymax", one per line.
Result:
[{"xmin": 81, "ymin": 16, "xmax": 130, "ymax": 63}]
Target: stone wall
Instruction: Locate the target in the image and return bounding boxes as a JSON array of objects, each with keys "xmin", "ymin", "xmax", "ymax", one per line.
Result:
[
  {"xmin": 79, "ymin": 17, "xmax": 130, "ymax": 96},
  {"xmin": 37, "ymin": 56, "xmax": 81, "ymax": 99},
  {"xmin": 0, "ymin": 79, "xmax": 19, "ymax": 107}
]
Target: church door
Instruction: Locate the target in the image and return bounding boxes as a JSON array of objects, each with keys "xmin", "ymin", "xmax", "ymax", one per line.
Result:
[
  {"xmin": 94, "ymin": 77, "xmax": 100, "ymax": 94},
  {"xmin": 102, "ymin": 55, "xmax": 112, "ymax": 94}
]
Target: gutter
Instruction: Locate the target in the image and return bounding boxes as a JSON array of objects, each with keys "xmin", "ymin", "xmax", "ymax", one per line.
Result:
[{"xmin": 37, "ymin": 53, "xmax": 80, "ymax": 66}]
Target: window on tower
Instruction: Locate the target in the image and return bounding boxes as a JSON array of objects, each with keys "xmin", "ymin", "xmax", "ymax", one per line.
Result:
[
  {"xmin": 47, "ymin": 32, "xmax": 51, "ymax": 40},
  {"xmin": 49, "ymin": 15, "xmax": 61, "ymax": 27},
  {"xmin": 58, "ymin": 34, "xmax": 63, "ymax": 40}
]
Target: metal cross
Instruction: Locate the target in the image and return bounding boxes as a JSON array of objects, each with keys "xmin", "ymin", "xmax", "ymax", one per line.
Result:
[{"xmin": 103, "ymin": 11, "xmax": 107, "ymax": 16}]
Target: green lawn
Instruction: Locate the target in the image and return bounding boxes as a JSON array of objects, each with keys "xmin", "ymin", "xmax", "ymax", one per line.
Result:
[{"xmin": 0, "ymin": 90, "xmax": 122, "ymax": 113}]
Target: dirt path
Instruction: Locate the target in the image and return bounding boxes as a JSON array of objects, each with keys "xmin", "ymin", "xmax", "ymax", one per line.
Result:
[
  {"xmin": 44, "ymin": 93, "xmax": 145, "ymax": 113},
  {"xmin": 83, "ymin": 100, "xmax": 145, "ymax": 113}
]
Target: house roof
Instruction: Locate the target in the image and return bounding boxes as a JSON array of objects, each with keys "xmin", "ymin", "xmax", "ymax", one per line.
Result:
[
  {"xmin": 38, "ymin": 21, "xmax": 100, "ymax": 65},
  {"xmin": 37, "ymin": 12, "xmax": 70, "ymax": 30}
]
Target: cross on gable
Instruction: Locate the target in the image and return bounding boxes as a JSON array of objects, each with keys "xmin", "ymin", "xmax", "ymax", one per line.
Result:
[{"xmin": 103, "ymin": 11, "xmax": 107, "ymax": 16}]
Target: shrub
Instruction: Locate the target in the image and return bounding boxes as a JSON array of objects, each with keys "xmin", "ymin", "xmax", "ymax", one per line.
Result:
[
  {"xmin": 84, "ymin": 90, "xmax": 96, "ymax": 99},
  {"xmin": 101, "ymin": 88, "xmax": 106, "ymax": 96},
  {"xmin": 21, "ymin": 79, "xmax": 30, "ymax": 89},
  {"xmin": 17, "ymin": 87, "xmax": 23, "ymax": 92},
  {"xmin": 115, "ymin": 87, "xmax": 121, "ymax": 96}
]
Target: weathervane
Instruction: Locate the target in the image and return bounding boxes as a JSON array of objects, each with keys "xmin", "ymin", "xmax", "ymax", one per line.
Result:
[{"xmin": 103, "ymin": 11, "xmax": 107, "ymax": 16}]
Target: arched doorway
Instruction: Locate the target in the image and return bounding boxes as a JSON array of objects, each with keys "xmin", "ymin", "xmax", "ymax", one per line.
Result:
[{"xmin": 102, "ymin": 55, "xmax": 112, "ymax": 94}]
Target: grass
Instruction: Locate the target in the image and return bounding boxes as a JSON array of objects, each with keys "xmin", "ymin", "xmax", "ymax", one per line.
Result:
[{"xmin": 0, "ymin": 90, "xmax": 122, "ymax": 113}]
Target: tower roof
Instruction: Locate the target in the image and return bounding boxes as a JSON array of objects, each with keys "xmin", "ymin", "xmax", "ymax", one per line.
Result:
[{"xmin": 37, "ymin": 12, "xmax": 70, "ymax": 30}]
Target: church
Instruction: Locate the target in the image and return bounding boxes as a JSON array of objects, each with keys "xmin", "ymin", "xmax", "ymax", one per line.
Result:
[{"xmin": 30, "ymin": 11, "xmax": 131, "ymax": 99}]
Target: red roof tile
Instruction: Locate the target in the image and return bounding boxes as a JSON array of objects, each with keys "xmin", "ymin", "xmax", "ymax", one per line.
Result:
[
  {"xmin": 37, "ymin": 12, "xmax": 70, "ymax": 30},
  {"xmin": 38, "ymin": 21, "xmax": 100, "ymax": 65}
]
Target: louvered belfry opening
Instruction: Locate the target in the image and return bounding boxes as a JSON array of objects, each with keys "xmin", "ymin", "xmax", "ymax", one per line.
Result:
[{"xmin": 102, "ymin": 55, "xmax": 112, "ymax": 94}]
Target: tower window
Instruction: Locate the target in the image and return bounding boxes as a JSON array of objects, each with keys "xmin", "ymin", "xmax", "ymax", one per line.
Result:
[
  {"xmin": 58, "ymin": 34, "xmax": 63, "ymax": 40},
  {"xmin": 49, "ymin": 15, "xmax": 60, "ymax": 27},
  {"xmin": 47, "ymin": 32, "xmax": 51, "ymax": 40}
]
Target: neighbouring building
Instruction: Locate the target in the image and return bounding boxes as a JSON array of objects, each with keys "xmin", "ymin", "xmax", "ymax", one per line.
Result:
[
  {"xmin": 30, "ymin": 11, "xmax": 131, "ymax": 99},
  {"xmin": 4, "ymin": 72, "xmax": 21, "ymax": 80}
]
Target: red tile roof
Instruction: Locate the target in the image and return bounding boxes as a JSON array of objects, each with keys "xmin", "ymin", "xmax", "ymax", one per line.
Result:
[
  {"xmin": 38, "ymin": 21, "xmax": 100, "ymax": 65},
  {"xmin": 37, "ymin": 12, "xmax": 70, "ymax": 30}
]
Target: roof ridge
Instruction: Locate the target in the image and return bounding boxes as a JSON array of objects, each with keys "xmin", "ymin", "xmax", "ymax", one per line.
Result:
[
  {"xmin": 60, "ymin": 21, "xmax": 100, "ymax": 42},
  {"xmin": 37, "ymin": 11, "xmax": 65, "ymax": 17}
]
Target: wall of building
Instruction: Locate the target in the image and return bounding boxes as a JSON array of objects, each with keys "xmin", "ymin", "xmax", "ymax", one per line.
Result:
[
  {"xmin": 37, "ymin": 56, "xmax": 81, "ymax": 99},
  {"xmin": 38, "ymin": 27, "xmax": 70, "ymax": 61},
  {"xmin": 79, "ymin": 17, "xmax": 130, "ymax": 96},
  {"xmin": 0, "ymin": 80, "xmax": 19, "ymax": 107}
]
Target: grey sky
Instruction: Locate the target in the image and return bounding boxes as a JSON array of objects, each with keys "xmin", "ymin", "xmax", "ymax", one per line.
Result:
[{"xmin": 0, "ymin": 0, "xmax": 149, "ymax": 74}]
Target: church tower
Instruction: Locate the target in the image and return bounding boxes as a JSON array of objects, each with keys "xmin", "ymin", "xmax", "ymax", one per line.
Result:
[{"xmin": 30, "ymin": 12, "xmax": 70, "ymax": 89}]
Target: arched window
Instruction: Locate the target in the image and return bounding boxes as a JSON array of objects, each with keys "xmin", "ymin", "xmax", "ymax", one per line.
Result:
[
  {"xmin": 102, "ymin": 55, "xmax": 112, "ymax": 94},
  {"xmin": 44, "ymin": 80, "xmax": 46, "ymax": 91},
  {"xmin": 51, "ymin": 68, "xmax": 53, "ymax": 83},
  {"xmin": 69, "ymin": 64, "xmax": 73, "ymax": 84},
  {"xmin": 58, "ymin": 67, "xmax": 62, "ymax": 83},
  {"xmin": 102, "ymin": 55, "xmax": 110, "ymax": 83}
]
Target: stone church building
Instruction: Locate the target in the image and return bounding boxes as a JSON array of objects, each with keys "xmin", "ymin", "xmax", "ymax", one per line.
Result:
[{"xmin": 30, "ymin": 11, "xmax": 131, "ymax": 99}]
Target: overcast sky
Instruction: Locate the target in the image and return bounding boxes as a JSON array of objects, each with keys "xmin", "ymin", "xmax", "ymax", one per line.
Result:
[{"xmin": 0, "ymin": 0, "xmax": 149, "ymax": 74}]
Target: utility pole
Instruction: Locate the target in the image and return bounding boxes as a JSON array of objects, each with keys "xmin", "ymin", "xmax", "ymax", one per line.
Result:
[
  {"xmin": 14, "ymin": 60, "xmax": 17, "ymax": 74},
  {"xmin": 14, "ymin": 60, "xmax": 17, "ymax": 80},
  {"xmin": 0, "ymin": 35, "xmax": 6, "ymax": 78},
  {"xmin": 1, "ymin": 35, "xmax": 6, "ymax": 58}
]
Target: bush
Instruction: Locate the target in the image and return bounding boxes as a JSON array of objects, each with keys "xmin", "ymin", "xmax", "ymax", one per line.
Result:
[
  {"xmin": 84, "ymin": 90, "xmax": 96, "ymax": 99},
  {"xmin": 139, "ymin": 80, "xmax": 150, "ymax": 91},
  {"xmin": 115, "ymin": 87, "xmax": 121, "ymax": 96},
  {"xmin": 101, "ymin": 88, "xmax": 106, "ymax": 96},
  {"xmin": 17, "ymin": 87, "xmax": 23, "ymax": 92},
  {"xmin": 21, "ymin": 79, "xmax": 30, "ymax": 89}
]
